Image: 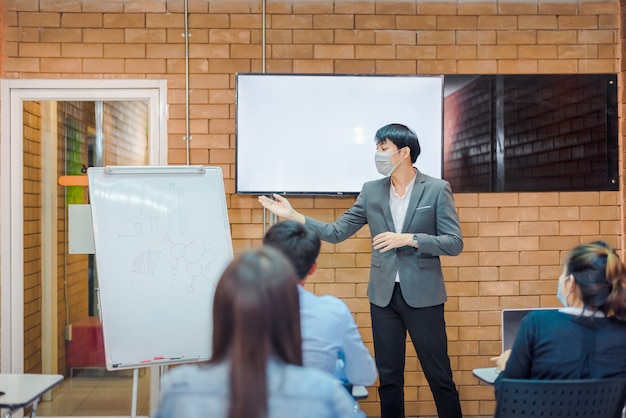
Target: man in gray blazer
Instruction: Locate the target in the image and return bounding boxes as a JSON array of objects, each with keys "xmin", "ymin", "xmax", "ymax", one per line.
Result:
[{"xmin": 259, "ymin": 123, "xmax": 463, "ymax": 418}]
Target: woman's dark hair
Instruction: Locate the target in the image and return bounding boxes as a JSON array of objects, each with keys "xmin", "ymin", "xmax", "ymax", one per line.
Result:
[
  {"xmin": 565, "ymin": 241, "xmax": 626, "ymax": 320},
  {"xmin": 210, "ymin": 247, "xmax": 302, "ymax": 418},
  {"xmin": 374, "ymin": 123, "xmax": 421, "ymax": 163}
]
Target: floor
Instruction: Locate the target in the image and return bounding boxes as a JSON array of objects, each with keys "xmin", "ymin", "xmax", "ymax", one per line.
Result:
[{"xmin": 36, "ymin": 369, "xmax": 150, "ymax": 417}]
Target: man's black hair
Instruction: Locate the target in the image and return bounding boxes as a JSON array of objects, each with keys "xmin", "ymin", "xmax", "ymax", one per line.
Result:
[
  {"xmin": 375, "ymin": 123, "xmax": 421, "ymax": 163},
  {"xmin": 263, "ymin": 220, "xmax": 321, "ymax": 281}
]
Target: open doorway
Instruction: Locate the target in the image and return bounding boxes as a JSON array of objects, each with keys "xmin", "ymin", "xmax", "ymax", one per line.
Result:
[{"xmin": 1, "ymin": 79, "xmax": 168, "ymax": 416}]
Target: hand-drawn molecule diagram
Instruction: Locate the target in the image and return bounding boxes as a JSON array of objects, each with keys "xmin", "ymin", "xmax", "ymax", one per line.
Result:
[
  {"xmin": 163, "ymin": 236, "xmax": 215, "ymax": 292},
  {"xmin": 129, "ymin": 238, "xmax": 216, "ymax": 297}
]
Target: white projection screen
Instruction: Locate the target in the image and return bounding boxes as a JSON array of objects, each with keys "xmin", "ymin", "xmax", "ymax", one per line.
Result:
[{"xmin": 235, "ymin": 74, "xmax": 443, "ymax": 195}]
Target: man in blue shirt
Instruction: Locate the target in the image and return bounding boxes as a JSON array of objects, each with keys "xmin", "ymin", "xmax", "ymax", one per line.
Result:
[{"xmin": 263, "ymin": 220, "xmax": 377, "ymax": 387}]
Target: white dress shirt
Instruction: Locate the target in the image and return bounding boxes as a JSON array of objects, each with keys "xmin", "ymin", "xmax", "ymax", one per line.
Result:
[{"xmin": 389, "ymin": 173, "xmax": 416, "ymax": 282}]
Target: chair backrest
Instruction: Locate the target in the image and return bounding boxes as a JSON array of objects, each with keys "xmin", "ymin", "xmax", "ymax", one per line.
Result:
[{"xmin": 494, "ymin": 378, "xmax": 626, "ymax": 418}]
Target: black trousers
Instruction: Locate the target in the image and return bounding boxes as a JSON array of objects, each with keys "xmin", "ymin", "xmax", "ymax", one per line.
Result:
[{"xmin": 370, "ymin": 283, "xmax": 462, "ymax": 418}]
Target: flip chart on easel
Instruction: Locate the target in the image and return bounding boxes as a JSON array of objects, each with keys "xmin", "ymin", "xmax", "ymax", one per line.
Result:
[{"xmin": 87, "ymin": 165, "xmax": 233, "ymax": 370}]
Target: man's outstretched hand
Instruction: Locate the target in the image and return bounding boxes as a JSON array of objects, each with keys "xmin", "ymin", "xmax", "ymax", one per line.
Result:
[{"xmin": 258, "ymin": 194, "xmax": 305, "ymax": 223}]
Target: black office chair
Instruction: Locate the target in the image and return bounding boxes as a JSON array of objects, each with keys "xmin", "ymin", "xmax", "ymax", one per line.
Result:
[{"xmin": 494, "ymin": 378, "xmax": 626, "ymax": 418}]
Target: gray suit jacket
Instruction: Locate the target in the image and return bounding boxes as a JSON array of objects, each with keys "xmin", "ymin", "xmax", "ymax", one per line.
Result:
[{"xmin": 305, "ymin": 170, "xmax": 463, "ymax": 308}]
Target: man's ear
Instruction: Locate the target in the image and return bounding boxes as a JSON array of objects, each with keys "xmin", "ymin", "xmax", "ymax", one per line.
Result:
[
  {"xmin": 306, "ymin": 261, "xmax": 317, "ymax": 277},
  {"xmin": 401, "ymin": 146, "xmax": 411, "ymax": 160}
]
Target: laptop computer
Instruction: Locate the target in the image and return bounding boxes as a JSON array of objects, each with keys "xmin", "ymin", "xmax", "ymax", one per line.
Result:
[{"xmin": 473, "ymin": 307, "xmax": 559, "ymax": 384}]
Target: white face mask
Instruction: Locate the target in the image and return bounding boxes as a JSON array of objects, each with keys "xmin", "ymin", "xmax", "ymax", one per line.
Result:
[
  {"xmin": 557, "ymin": 274, "xmax": 570, "ymax": 307},
  {"xmin": 375, "ymin": 149, "xmax": 400, "ymax": 176}
]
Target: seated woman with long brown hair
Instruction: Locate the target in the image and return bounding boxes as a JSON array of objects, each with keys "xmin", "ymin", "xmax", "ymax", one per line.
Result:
[{"xmin": 155, "ymin": 247, "xmax": 365, "ymax": 418}]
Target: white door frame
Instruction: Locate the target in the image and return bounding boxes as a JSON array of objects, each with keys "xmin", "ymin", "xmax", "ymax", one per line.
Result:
[{"xmin": 0, "ymin": 79, "xmax": 168, "ymax": 376}]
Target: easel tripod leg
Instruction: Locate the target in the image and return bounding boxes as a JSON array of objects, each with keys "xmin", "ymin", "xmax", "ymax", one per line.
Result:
[{"xmin": 131, "ymin": 368, "xmax": 138, "ymax": 418}]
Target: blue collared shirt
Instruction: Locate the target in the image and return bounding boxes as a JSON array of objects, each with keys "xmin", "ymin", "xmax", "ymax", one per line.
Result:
[
  {"xmin": 155, "ymin": 359, "xmax": 365, "ymax": 418},
  {"xmin": 299, "ymin": 286, "xmax": 377, "ymax": 386}
]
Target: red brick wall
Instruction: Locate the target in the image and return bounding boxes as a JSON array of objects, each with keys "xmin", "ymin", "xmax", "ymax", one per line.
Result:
[
  {"xmin": 1, "ymin": 1, "xmax": 623, "ymax": 416},
  {"xmin": 23, "ymin": 99, "xmax": 43, "ymax": 373}
]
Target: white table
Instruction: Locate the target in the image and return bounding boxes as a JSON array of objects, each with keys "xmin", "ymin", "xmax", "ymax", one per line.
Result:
[
  {"xmin": 352, "ymin": 385, "xmax": 368, "ymax": 399},
  {"xmin": 0, "ymin": 374, "xmax": 64, "ymax": 418}
]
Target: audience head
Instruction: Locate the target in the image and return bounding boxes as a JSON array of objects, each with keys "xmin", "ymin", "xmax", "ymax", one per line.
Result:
[
  {"xmin": 560, "ymin": 241, "xmax": 626, "ymax": 320},
  {"xmin": 211, "ymin": 247, "xmax": 302, "ymax": 418},
  {"xmin": 262, "ymin": 220, "xmax": 321, "ymax": 282},
  {"xmin": 374, "ymin": 123, "xmax": 421, "ymax": 163}
]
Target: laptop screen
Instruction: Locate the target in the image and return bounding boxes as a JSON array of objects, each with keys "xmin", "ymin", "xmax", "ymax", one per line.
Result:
[{"xmin": 501, "ymin": 308, "xmax": 559, "ymax": 351}]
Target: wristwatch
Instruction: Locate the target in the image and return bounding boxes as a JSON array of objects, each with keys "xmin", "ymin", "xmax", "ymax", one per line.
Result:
[{"xmin": 411, "ymin": 234, "xmax": 419, "ymax": 248}]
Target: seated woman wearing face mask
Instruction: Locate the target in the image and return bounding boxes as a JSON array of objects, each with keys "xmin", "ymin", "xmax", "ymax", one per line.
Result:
[{"xmin": 493, "ymin": 241, "xmax": 626, "ymax": 385}]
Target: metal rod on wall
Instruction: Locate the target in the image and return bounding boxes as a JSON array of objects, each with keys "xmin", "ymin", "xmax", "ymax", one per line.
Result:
[
  {"xmin": 262, "ymin": 0, "xmax": 266, "ymax": 72},
  {"xmin": 262, "ymin": 0, "xmax": 275, "ymax": 230},
  {"xmin": 184, "ymin": 0, "xmax": 191, "ymax": 165}
]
